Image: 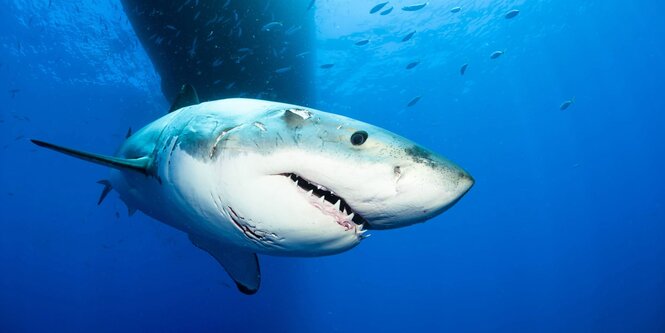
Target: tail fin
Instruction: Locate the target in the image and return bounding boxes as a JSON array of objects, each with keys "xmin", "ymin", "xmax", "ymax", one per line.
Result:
[{"xmin": 31, "ymin": 139, "xmax": 150, "ymax": 174}]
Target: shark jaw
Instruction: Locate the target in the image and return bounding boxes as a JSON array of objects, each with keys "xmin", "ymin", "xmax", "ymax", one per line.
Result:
[{"xmin": 283, "ymin": 173, "xmax": 369, "ymax": 232}]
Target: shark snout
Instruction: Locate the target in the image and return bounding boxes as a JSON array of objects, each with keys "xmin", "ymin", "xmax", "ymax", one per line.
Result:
[
  {"xmin": 361, "ymin": 150, "xmax": 473, "ymax": 230},
  {"xmin": 420, "ymin": 160, "xmax": 474, "ymax": 217},
  {"xmin": 449, "ymin": 168, "xmax": 474, "ymax": 206}
]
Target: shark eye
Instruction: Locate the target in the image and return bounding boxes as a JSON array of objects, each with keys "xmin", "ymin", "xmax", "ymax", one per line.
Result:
[{"xmin": 350, "ymin": 131, "xmax": 368, "ymax": 146}]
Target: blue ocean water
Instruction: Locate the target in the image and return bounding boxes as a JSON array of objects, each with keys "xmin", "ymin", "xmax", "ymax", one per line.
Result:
[{"xmin": 1, "ymin": 0, "xmax": 664, "ymax": 332}]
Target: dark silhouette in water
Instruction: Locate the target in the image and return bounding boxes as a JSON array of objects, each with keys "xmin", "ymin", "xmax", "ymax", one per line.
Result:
[
  {"xmin": 120, "ymin": 0, "xmax": 315, "ymax": 105},
  {"xmin": 460, "ymin": 63, "xmax": 468, "ymax": 75}
]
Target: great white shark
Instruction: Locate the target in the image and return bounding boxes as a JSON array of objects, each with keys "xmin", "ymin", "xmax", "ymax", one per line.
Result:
[{"xmin": 31, "ymin": 87, "xmax": 474, "ymax": 294}]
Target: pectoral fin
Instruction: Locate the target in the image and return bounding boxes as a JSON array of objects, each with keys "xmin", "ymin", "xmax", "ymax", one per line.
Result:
[
  {"xmin": 188, "ymin": 234, "xmax": 260, "ymax": 295},
  {"xmin": 31, "ymin": 139, "xmax": 150, "ymax": 174}
]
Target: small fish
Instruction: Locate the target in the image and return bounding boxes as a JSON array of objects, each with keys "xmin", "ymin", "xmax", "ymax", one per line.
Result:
[
  {"xmin": 188, "ymin": 36, "xmax": 199, "ymax": 58},
  {"xmin": 320, "ymin": 63, "xmax": 335, "ymax": 69},
  {"xmin": 401, "ymin": 30, "xmax": 416, "ymax": 42},
  {"xmin": 560, "ymin": 98, "xmax": 575, "ymax": 110},
  {"xmin": 212, "ymin": 58, "xmax": 224, "ymax": 67},
  {"xmin": 237, "ymin": 47, "xmax": 252, "ymax": 53},
  {"xmin": 285, "ymin": 25, "xmax": 302, "ymax": 36},
  {"xmin": 505, "ymin": 9, "xmax": 520, "ymax": 19},
  {"xmin": 226, "ymin": 81, "xmax": 236, "ymax": 90},
  {"xmin": 9, "ymin": 88, "xmax": 20, "ymax": 98},
  {"xmin": 490, "ymin": 50, "xmax": 504, "ymax": 59},
  {"xmin": 407, "ymin": 96, "xmax": 422, "ymax": 107},
  {"xmin": 460, "ymin": 63, "xmax": 468, "ymax": 75},
  {"xmin": 205, "ymin": 14, "xmax": 218, "ymax": 26},
  {"xmin": 380, "ymin": 7, "xmax": 393, "ymax": 15},
  {"xmin": 274, "ymin": 66, "xmax": 292, "ymax": 74},
  {"xmin": 11, "ymin": 113, "xmax": 30, "ymax": 122},
  {"xmin": 355, "ymin": 39, "xmax": 370, "ymax": 46},
  {"xmin": 296, "ymin": 51, "xmax": 311, "ymax": 58},
  {"xmin": 233, "ymin": 53, "xmax": 249, "ymax": 64},
  {"xmin": 450, "ymin": 6, "xmax": 461, "ymax": 13},
  {"xmin": 261, "ymin": 21, "xmax": 283, "ymax": 32},
  {"xmin": 402, "ymin": 2, "xmax": 428, "ymax": 11},
  {"xmin": 370, "ymin": 2, "xmax": 389, "ymax": 14},
  {"xmin": 406, "ymin": 61, "xmax": 420, "ymax": 70},
  {"xmin": 307, "ymin": 0, "xmax": 315, "ymax": 11}
]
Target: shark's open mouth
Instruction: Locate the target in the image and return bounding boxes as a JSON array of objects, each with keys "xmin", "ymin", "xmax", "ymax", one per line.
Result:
[{"xmin": 283, "ymin": 173, "xmax": 368, "ymax": 230}]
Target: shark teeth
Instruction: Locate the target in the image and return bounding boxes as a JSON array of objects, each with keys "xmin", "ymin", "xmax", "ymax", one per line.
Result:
[{"xmin": 284, "ymin": 173, "xmax": 369, "ymax": 228}]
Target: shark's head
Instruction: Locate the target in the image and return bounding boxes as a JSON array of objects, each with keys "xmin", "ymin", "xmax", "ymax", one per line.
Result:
[{"xmin": 168, "ymin": 99, "xmax": 473, "ymax": 256}]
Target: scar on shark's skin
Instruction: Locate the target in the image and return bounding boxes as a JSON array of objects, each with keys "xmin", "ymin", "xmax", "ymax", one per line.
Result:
[
  {"xmin": 253, "ymin": 122, "xmax": 267, "ymax": 132},
  {"xmin": 166, "ymin": 135, "xmax": 179, "ymax": 166},
  {"xmin": 281, "ymin": 108, "xmax": 312, "ymax": 128},
  {"xmin": 394, "ymin": 166, "xmax": 402, "ymax": 184},
  {"xmin": 274, "ymin": 133, "xmax": 285, "ymax": 148},
  {"xmin": 210, "ymin": 128, "xmax": 233, "ymax": 159},
  {"xmin": 228, "ymin": 206, "xmax": 270, "ymax": 243}
]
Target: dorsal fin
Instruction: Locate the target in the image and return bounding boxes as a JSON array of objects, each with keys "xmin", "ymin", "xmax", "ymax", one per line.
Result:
[
  {"xmin": 31, "ymin": 139, "xmax": 150, "ymax": 174},
  {"xmin": 168, "ymin": 84, "xmax": 199, "ymax": 113}
]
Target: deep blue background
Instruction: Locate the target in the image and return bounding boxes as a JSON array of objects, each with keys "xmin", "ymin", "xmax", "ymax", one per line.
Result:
[{"xmin": 1, "ymin": 1, "xmax": 664, "ymax": 332}]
